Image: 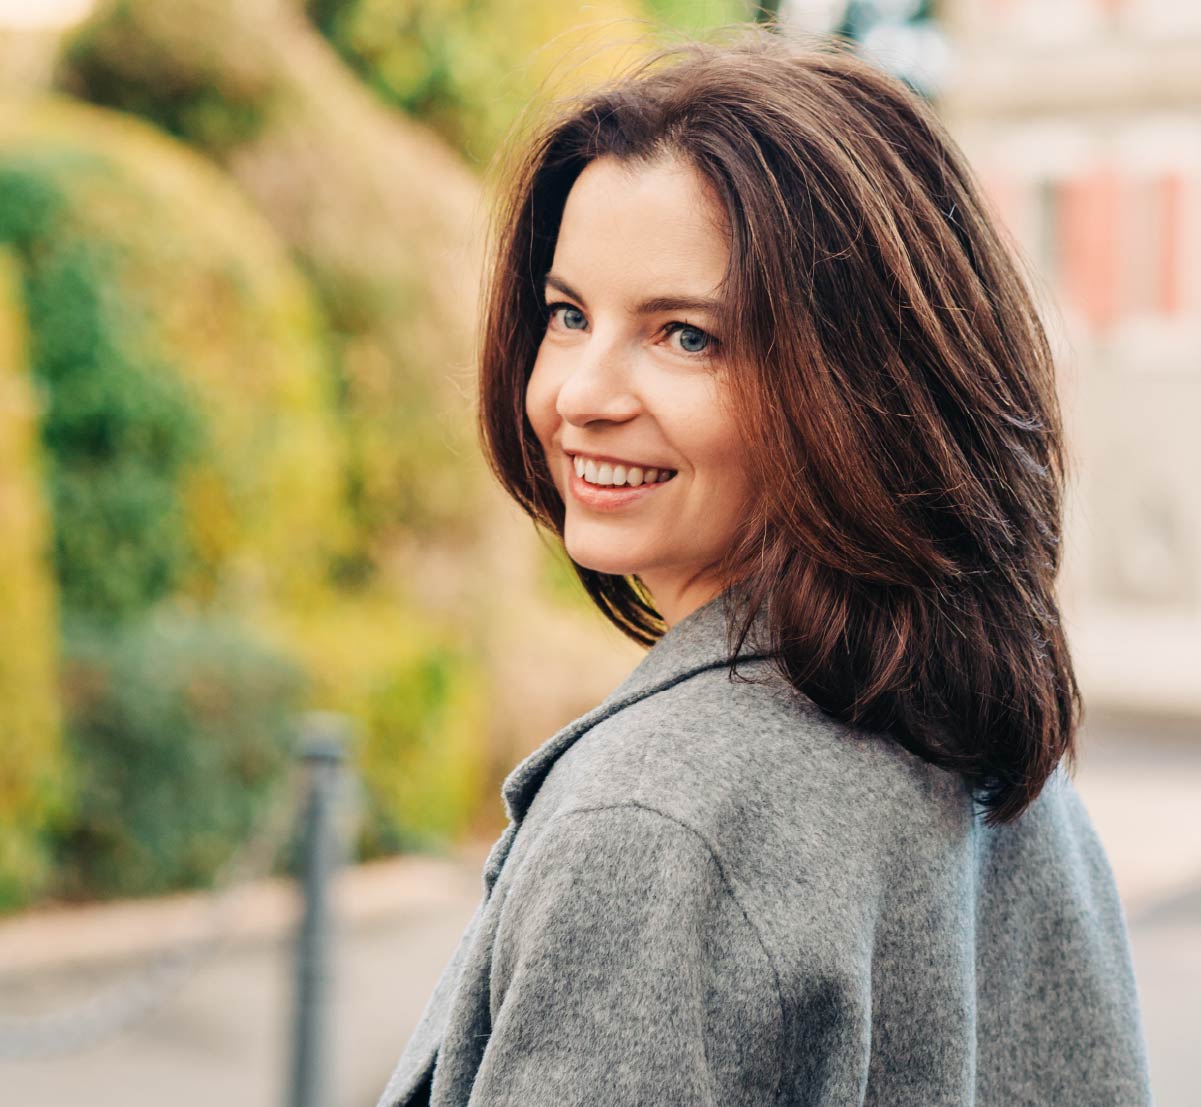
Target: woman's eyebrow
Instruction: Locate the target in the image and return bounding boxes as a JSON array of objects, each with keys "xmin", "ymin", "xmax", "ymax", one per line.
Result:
[{"xmin": 543, "ymin": 271, "xmax": 724, "ymax": 316}]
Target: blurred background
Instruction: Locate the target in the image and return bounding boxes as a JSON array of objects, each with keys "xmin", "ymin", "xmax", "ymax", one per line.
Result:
[{"xmin": 0, "ymin": 0, "xmax": 1196, "ymax": 1104}]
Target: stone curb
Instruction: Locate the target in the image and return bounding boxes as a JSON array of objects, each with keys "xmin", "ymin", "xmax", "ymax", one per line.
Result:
[{"xmin": 0, "ymin": 840, "xmax": 493, "ymax": 978}]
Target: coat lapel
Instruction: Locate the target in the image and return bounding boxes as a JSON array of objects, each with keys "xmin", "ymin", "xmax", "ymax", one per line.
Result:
[
  {"xmin": 483, "ymin": 583, "xmax": 774, "ymax": 893},
  {"xmin": 379, "ymin": 584, "xmax": 775, "ymax": 1107}
]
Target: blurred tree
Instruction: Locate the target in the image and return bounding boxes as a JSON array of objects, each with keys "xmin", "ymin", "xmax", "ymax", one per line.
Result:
[
  {"xmin": 305, "ymin": 0, "xmax": 673, "ymax": 168},
  {"xmin": 0, "ymin": 98, "xmax": 347, "ymax": 904},
  {"xmin": 0, "ymin": 97, "xmax": 504, "ymax": 900},
  {"xmin": 0, "ymin": 100, "xmax": 351, "ymax": 619},
  {"xmin": 305, "ymin": 0, "xmax": 773, "ymax": 165},
  {"xmin": 0, "ymin": 160, "xmax": 205, "ymax": 620},
  {"xmin": 56, "ymin": 0, "xmax": 500, "ymax": 580},
  {"xmin": 52, "ymin": 609, "xmax": 310, "ymax": 900}
]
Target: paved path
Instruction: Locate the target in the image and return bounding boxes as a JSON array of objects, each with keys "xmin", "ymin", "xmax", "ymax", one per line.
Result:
[
  {"xmin": 1071, "ymin": 712, "xmax": 1201, "ymax": 1105},
  {"xmin": 0, "ymin": 715, "xmax": 1197, "ymax": 1107}
]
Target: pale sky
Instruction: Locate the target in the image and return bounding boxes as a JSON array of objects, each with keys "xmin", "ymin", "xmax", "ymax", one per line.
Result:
[{"xmin": 0, "ymin": 0, "xmax": 96, "ymax": 29}]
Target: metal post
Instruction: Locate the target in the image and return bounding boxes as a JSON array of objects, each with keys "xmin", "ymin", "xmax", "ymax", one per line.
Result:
[{"xmin": 287, "ymin": 711, "xmax": 350, "ymax": 1107}]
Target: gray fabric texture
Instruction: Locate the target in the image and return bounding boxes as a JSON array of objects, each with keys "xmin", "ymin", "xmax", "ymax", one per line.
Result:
[{"xmin": 374, "ymin": 584, "xmax": 1152, "ymax": 1106}]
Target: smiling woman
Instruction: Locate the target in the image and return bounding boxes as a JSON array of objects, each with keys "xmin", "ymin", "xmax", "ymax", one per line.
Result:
[
  {"xmin": 525, "ymin": 155, "xmax": 753, "ymax": 627},
  {"xmin": 375, "ymin": 23, "xmax": 1152, "ymax": 1107}
]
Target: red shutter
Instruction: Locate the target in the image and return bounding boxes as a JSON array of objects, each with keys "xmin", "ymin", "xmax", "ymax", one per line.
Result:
[
  {"xmin": 1061, "ymin": 167, "xmax": 1121, "ymax": 331},
  {"xmin": 1156, "ymin": 171, "xmax": 1185, "ymax": 317}
]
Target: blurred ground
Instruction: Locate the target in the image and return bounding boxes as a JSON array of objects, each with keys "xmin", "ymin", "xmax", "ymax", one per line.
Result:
[{"xmin": 0, "ymin": 711, "xmax": 1197, "ymax": 1107}]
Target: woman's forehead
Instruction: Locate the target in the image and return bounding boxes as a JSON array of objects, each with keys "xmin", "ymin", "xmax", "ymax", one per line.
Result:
[
  {"xmin": 552, "ymin": 155, "xmax": 731, "ymax": 306},
  {"xmin": 562, "ymin": 154, "xmax": 729, "ymax": 235}
]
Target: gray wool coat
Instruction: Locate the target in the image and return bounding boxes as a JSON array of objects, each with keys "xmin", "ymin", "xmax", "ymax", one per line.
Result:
[{"xmin": 374, "ymin": 586, "xmax": 1153, "ymax": 1107}]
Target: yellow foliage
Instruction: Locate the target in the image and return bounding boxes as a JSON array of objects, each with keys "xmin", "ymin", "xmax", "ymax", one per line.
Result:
[
  {"xmin": 256, "ymin": 590, "xmax": 489, "ymax": 849},
  {"xmin": 57, "ymin": 0, "xmax": 491, "ymax": 558},
  {"xmin": 0, "ymin": 248, "xmax": 70, "ymax": 908},
  {"xmin": 0, "ymin": 98, "xmax": 355, "ymax": 615},
  {"xmin": 0, "ymin": 93, "xmax": 498, "ymax": 877}
]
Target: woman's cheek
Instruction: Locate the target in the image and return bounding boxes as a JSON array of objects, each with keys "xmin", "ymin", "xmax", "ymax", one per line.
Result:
[{"xmin": 524, "ymin": 358, "xmax": 555, "ymax": 447}]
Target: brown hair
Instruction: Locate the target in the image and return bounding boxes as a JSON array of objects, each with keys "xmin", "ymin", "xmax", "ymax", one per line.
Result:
[{"xmin": 476, "ymin": 24, "xmax": 1080, "ymax": 826}]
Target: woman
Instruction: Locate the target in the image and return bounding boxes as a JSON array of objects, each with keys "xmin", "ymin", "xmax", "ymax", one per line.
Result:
[{"xmin": 376, "ymin": 26, "xmax": 1152, "ymax": 1107}]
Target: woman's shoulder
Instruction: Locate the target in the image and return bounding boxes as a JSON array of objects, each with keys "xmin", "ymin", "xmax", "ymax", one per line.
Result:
[{"xmin": 540, "ymin": 657, "xmax": 970, "ymax": 878}]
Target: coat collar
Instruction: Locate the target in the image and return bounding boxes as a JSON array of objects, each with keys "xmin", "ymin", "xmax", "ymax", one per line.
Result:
[{"xmin": 499, "ymin": 581, "xmax": 775, "ymax": 826}]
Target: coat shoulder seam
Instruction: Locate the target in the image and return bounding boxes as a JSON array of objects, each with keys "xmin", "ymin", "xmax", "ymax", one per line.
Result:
[{"xmin": 555, "ymin": 800, "xmax": 787, "ymax": 1107}]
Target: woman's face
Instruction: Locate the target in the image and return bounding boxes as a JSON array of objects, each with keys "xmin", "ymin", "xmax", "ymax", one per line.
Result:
[{"xmin": 525, "ymin": 154, "xmax": 755, "ymax": 628}]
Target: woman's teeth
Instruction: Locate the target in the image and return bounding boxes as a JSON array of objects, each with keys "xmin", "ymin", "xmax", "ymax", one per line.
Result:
[{"xmin": 573, "ymin": 455, "xmax": 677, "ymax": 488}]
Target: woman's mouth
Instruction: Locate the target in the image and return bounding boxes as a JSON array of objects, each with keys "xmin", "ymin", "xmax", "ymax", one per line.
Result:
[
  {"xmin": 566, "ymin": 455, "xmax": 677, "ymax": 511},
  {"xmin": 571, "ymin": 453, "xmax": 677, "ymax": 488}
]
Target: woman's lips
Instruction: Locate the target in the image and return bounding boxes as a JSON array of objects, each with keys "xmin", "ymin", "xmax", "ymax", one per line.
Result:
[{"xmin": 567, "ymin": 465, "xmax": 675, "ymax": 511}]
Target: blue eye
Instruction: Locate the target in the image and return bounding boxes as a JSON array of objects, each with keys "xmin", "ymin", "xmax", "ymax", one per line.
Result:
[
  {"xmin": 544, "ymin": 303, "xmax": 717, "ymax": 359},
  {"xmin": 547, "ymin": 303, "xmax": 587, "ymax": 330},
  {"xmin": 666, "ymin": 323, "xmax": 715, "ymax": 356}
]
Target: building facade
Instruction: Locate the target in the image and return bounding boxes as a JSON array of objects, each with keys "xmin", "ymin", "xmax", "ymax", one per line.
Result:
[{"xmin": 939, "ymin": 0, "xmax": 1201, "ymax": 716}]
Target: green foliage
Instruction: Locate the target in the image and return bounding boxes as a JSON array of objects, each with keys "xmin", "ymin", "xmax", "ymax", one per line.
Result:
[
  {"xmin": 0, "ymin": 91, "xmax": 506, "ymax": 903},
  {"xmin": 259, "ymin": 595, "xmax": 492, "ymax": 860},
  {"xmin": 55, "ymin": 0, "xmax": 489, "ymax": 565},
  {"xmin": 50, "ymin": 608, "xmax": 307, "ymax": 899},
  {"xmin": 0, "ymin": 99, "xmax": 356, "ymax": 905},
  {"xmin": 59, "ymin": 0, "xmax": 275, "ymax": 154},
  {"xmin": 0, "ymin": 156, "xmax": 206, "ymax": 620},
  {"xmin": 355, "ymin": 637, "xmax": 488, "ymax": 857},
  {"xmin": 307, "ymin": 0, "xmax": 754, "ymax": 166},
  {"xmin": 306, "ymin": 0, "xmax": 654, "ymax": 167},
  {"xmin": 643, "ymin": 0, "xmax": 755, "ymax": 31},
  {"xmin": 0, "ymin": 100, "xmax": 353, "ymax": 616}
]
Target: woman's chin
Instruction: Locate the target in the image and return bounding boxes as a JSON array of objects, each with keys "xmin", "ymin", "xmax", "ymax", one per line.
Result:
[
  {"xmin": 562, "ymin": 544, "xmax": 647, "ymax": 579},
  {"xmin": 574, "ymin": 559, "xmax": 645, "ymax": 578}
]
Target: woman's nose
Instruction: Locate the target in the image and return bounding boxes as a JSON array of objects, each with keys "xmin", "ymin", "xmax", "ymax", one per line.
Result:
[{"xmin": 554, "ymin": 342, "xmax": 641, "ymax": 426}]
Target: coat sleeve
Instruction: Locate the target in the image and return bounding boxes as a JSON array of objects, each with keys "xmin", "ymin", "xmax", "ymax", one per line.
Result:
[{"xmin": 466, "ymin": 803, "xmax": 783, "ymax": 1107}]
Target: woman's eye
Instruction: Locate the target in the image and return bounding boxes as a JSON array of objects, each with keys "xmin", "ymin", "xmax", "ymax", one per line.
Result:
[
  {"xmin": 665, "ymin": 322, "xmax": 716, "ymax": 356},
  {"xmin": 547, "ymin": 303, "xmax": 587, "ymax": 331},
  {"xmin": 544, "ymin": 304, "xmax": 715, "ymax": 356}
]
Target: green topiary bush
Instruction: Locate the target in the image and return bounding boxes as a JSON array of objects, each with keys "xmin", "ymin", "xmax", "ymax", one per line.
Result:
[
  {"xmin": 55, "ymin": 0, "xmax": 489, "ymax": 566},
  {"xmin": 0, "ymin": 100, "xmax": 356, "ymax": 616},
  {"xmin": 0, "ymin": 97, "xmax": 504, "ymax": 901},
  {"xmin": 0, "ymin": 156, "xmax": 205, "ymax": 620},
  {"xmin": 0, "ymin": 101, "xmax": 346, "ymax": 905},
  {"xmin": 50, "ymin": 608, "xmax": 308, "ymax": 900}
]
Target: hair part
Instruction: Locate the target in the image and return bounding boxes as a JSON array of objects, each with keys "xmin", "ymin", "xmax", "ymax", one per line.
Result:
[{"xmin": 476, "ymin": 24, "xmax": 1081, "ymax": 827}]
